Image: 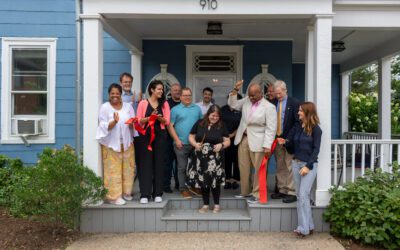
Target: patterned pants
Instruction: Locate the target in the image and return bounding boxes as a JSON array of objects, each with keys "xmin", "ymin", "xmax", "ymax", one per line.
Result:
[{"xmin": 102, "ymin": 144, "xmax": 135, "ymax": 201}]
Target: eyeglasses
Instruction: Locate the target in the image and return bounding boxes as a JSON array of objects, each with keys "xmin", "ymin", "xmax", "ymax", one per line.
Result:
[{"xmin": 182, "ymin": 94, "xmax": 192, "ymax": 97}]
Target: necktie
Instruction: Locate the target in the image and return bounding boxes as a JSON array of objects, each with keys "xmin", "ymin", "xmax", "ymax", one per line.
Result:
[{"xmin": 277, "ymin": 101, "xmax": 282, "ymax": 136}]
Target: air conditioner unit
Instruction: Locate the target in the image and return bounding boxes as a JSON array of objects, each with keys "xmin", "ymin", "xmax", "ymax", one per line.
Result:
[{"xmin": 16, "ymin": 119, "xmax": 43, "ymax": 135}]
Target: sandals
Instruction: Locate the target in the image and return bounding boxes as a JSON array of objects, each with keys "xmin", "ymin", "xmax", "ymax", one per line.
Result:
[
  {"xmin": 198, "ymin": 205, "xmax": 209, "ymax": 214},
  {"xmin": 293, "ymin": 229, "xmax": 314, "ymax": 237},
  {"xmin": 213, "ymin": 205, "xmax": 221, "ymax": 213}
]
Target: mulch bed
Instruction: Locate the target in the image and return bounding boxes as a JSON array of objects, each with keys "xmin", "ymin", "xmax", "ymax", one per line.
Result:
[
  {"xmin": 0, "ymin": 208, "xmax": 81, "ymax": 250},
  {"xmin": 333, "ymin": 236, "xmax": 384, "ymax": 250}
]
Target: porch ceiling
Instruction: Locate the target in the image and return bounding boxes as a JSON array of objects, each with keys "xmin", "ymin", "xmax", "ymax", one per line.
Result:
[{"xmin": 105, "ymin": 17, "xmax": 400, "ymax": 66}]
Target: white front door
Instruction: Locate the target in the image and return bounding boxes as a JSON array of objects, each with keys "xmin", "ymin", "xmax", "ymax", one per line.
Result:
[
  {"xmin": 193, "ymin": 75, "xmax": 236, "ymax": 107},
  {"xmin": 186, "ymin": 45, "xmax": 243, "ymax": 107}
]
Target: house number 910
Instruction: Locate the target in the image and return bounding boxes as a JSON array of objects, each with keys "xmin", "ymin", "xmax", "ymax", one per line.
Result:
[{"xmin": 200, "ymin": 0, "xmax": 217, "ymax": 10}]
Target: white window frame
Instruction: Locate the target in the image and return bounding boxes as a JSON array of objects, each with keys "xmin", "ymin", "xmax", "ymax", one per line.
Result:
[{"xmin": 1, "ymin": 37, "xmax": 57, "ymax": 144}]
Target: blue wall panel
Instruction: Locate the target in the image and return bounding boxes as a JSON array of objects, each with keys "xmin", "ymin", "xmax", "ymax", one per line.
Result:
[
  {"xmin": 142, "ymin": 40, "xmax": 293, "ymax": 93},
  {"xmin": 331, "ymin": 64, "xmax": 341, "ymax": 139},
  {"xmin": 292, "ymin": 63, "xmax": 306, "ymax": 101}
]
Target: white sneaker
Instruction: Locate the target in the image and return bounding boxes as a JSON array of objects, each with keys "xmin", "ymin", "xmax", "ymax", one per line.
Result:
[
  {"xmin": 140, "ymin": 197, "xmax": 148, "ymax": 204},
  {"xmin": 154, "ymin": 196, "xmax": 162, "ymax": 203},
  {"xmin": 110, "ymin": 197, "xmax": 126, "ymax": 205},
  {"xmin": 123, "ymin": 195, "xmax": 133, "ymax": 201}
]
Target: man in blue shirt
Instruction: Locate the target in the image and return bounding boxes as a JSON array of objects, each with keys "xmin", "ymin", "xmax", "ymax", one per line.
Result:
[{"xmin": 168, "ymin": 87, "xmax": 202, "ymax": 199}]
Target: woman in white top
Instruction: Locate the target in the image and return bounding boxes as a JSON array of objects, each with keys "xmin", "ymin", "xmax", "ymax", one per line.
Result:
[{"xmin": 96, "ymin": 83, "xmax": 135, "ymax": 205}]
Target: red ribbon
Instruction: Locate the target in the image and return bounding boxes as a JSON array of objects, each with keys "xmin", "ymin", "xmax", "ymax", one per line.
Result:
[
  {"xmin": 258, "ymin": 139, "xmax": 278, "ymax": 204},
  {"xmin": 125, "ymin": 114, "xmax": 159, "ymax": 151}
]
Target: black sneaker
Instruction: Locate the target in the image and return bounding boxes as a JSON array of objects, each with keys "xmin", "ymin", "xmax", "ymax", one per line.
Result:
[
  {"xmin": 231, "ymin": 182, "xmax": 239, "ymax": 190},
  {"xmin": 282, "ymin": 195, "xmax": 297, "ymax": 203},
  {"xmin": 163, "ymin": 187, "xmax": 173, "ymax": 193},
  {"xmin": 246, "ymin": 196, "xmax": 259, "ymax": 204},
  {"xmin": 270, "ymin": 192, "xmax": 286, "ymax": 199},
  {"xmin": 223, "ymin": 182, "xmax": 232, "ymax": 189}
]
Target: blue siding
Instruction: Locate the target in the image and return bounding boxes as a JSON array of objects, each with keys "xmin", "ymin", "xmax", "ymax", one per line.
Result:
[
  {"xmin": 0, "ymin": 0, "xmax": 77, "ymax": 164},
  {"xmin": 292, "ymin": 63, "xmax": 341, "ymax": 139},
  {"xmin": 0, "ymin": 1, "xmax": 131, "ymax": 164},
  {"xmin": 142, "ymin": 40, "xmax": 293, "ymax": 93},
  {"xmin": 102, "ymin": 33, "xmax": 131, "ymax": 101}
]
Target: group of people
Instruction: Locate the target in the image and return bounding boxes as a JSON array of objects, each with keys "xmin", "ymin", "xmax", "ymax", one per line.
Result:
[{"xmin": 96, "ymin": 72, "xmax": 322, "ymax": 236}]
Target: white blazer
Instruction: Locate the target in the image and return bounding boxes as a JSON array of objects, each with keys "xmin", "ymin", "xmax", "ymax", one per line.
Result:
[{"xmin": 228, "ymin": 95, "xmax": 277, "ymax": 152}]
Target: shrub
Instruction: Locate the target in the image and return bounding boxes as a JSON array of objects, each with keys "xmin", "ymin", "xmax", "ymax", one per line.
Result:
[
  {"xmin": 9, "ymin": 145, "xmax": 106, "ymax": 228},
  {"xmin": 323, "ymin": 162, "xmax": 400, "ymax": 250},
  {"xmin": 0, "ymin": 155, "xmax": 24, "ymax": 207},
  {"xmin": 348, "ymin": 92, "xmax": 400, "ymax": 134}
]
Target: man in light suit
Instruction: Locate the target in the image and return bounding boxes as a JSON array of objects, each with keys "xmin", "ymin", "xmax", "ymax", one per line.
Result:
[{"xmin": 228, "ymin": 80, "xmax": 277, "ymax": 203}]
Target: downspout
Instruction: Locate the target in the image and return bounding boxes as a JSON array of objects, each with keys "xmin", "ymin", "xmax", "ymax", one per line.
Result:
[{"xmin": 75, "ymin": 0, "xmax": 82, "ymax": 161}]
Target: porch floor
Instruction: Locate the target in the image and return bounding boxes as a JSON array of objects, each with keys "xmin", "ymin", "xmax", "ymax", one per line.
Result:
[{"xmin": 81, "ymin": 180, "xmax": 329, "ymax": 233}]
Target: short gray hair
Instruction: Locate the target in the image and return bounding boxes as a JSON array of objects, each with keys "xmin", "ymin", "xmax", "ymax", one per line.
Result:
[
  {"xmin": 170, "ymin": 83, "xmax": 181, "ymax": 89},
  {"xmin": 248, "ymin": 83, "xmax": 262, "ymax": 91},
  {"xmin": 273, "ymin": 80, "xmax": 287, "ymax": 91}
]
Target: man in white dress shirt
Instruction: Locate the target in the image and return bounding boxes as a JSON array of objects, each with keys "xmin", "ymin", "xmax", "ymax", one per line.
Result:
[{"xmin": 196, "ymin": 87, "xmax": 214, "ymax": 115}]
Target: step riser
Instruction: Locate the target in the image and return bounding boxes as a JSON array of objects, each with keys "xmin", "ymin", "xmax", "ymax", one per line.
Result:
[{"xmin": 167, "ymin": 199, "xmax": 247, "ymax": 210}]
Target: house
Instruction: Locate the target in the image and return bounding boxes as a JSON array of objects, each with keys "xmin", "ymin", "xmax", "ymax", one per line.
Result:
[{"xmin": 1, "ymin": 0, "xmax": 399, "ymax": 232}]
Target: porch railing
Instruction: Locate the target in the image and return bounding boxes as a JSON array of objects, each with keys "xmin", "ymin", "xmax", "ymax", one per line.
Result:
[
  {"xmin": 331, "ymin": 139, "xmax": 400, "ymax": 186},
  {"xmin": 343, "ymin": 131, "xmax": 400, "ymax": 140}
]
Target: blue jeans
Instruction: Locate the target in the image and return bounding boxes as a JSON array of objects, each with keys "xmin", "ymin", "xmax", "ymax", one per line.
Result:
[
  {"xmin": 292, "ymin": 160, "xmax": 317, "ymax": 235},
  {"xmin": 174, "ymin": 144, "xmax": 193, "ymax": 192}
]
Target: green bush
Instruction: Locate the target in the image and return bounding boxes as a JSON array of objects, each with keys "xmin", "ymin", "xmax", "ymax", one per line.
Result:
[
  {"xmin": 323, "ymin": 162, "xmax": 400, "ymax": 250},
  {"xmin": 4, "ymin": 145, "xmax": 106, "ymax": 228}
]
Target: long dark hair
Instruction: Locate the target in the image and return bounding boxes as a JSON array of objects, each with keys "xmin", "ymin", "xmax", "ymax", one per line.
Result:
[
  {"xmin": 300, "ymin": 102, "xmax": 320, "ymax": 136},
  {"xmin": 199, "ymin": 105, "xmax": 223, "ymax": 129},
  {"xmin": 147, "ymin": 80, "xmax": 166, "ymax": 106}
]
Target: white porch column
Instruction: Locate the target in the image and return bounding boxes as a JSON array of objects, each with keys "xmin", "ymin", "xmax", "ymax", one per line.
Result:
[
  {"xmin": 341, "ymin": 72, "xmax": 351, "ymax": 136},
  {"xmin": 82, "ymin": 15, "xmax": 104, "ymax": 176},
  {"xmin": 130, "ymin": 51, "xmax": 143, "ymax": 93},
  {"xmin": 378, "ymin": 57, "xmax": 392, "ymax": 171},
  {"xmin": 313, "ymin": 15, "xmax": 333, "ymax": 206},
  {"xmin": 305, "ymin": 26, "xmax": 314, "ymax": 102}
]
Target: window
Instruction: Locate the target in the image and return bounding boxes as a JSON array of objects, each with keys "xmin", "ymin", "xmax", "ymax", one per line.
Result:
[{"xmin": 1, "ymin": 38, "xmax": 56, "ymax": 144}]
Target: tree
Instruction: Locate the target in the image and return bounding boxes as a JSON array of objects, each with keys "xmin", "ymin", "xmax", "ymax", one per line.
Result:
[
  {"xmin": 349, "ymin": 54, "xmax": 400, "ymax": 135},
  {"xmin": 392, "ymin": 55, "xmax": 400, "ymax": 101},
  {"xmin": 351, "ymin": 64, "xmax": 378, "ymax": 95}
]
